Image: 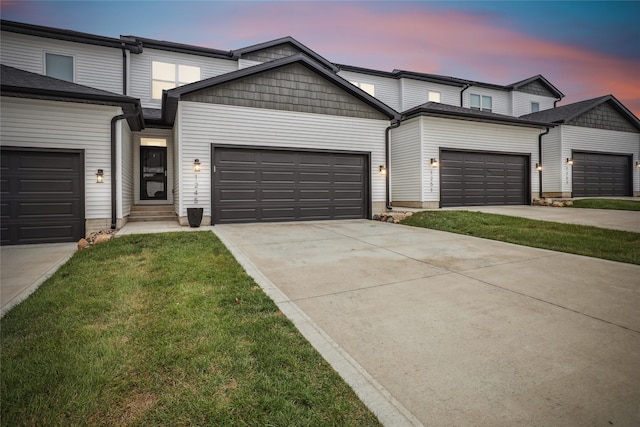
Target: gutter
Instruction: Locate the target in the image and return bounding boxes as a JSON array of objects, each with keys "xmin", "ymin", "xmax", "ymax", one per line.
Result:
[
  {"xmin": 538, "ymin": 127, "xmax": 550, "ymax": 199},
  {"xmin": 385, "ymin": 120, "xmax": 401, "ymax": 210},
  {"xmin": 460, "ymin": 84, "xmax": 471, "ymax": 107},
  {"xmin": 110, "ymin": 105, "xmax": 142, "ymax": 229}
]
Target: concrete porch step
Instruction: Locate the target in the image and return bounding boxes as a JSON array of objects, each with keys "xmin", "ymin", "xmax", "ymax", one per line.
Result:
[{"xmin": 129, "ymin": 205, "xmax": 177, "ymax": 223}]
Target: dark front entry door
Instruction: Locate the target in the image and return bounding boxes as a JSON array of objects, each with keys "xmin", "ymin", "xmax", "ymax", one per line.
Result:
[{"xmin": 140, "ymin": 146, "xmax": 167, "ymax": 200}]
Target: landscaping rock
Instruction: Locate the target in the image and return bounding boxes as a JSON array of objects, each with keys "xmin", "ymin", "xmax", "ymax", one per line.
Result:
[
  {"xmin": 564, "ymin": 200, "xmax": 573, "ymax": 207},
  {"xmin": 93, "ymin": 234, "xmax": 113, "ymax": 245},
  {"xmin": 552, "ymin": 201, "xmax": 564, "ymax": 207},
  {"xmin": 77, "ymin": 238, "xmax": 89, "ymax": 250}
]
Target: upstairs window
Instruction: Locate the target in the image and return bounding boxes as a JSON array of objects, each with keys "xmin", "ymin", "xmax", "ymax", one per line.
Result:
[
  {"xmin": 531, "ymin": 102, "xmax": 540, "ymax": 113},
  {"xmin": 152, "ymin": 61, "xmax": 201, "ymax": 99},
  {"xmin": 349, "ymin": 81, "xmax": 375, "ymax": 96},
  {"xmin": 428, "ymin": 91, "xmax": 441, "ymax": 103},
  {"xmin": 45, "ymin": 53, "xmax": 74, "ymax": 82},
  {"xmin": 470, "ymin": 94, "xmax": 492, "ymax": 112}
]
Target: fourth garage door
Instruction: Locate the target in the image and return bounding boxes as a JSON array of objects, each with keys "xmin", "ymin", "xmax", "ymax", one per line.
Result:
[
  {"xmin": 440, "ymin": 150, "xmax": 529, "ymax": 207},
  {"xmin": 571, "ymin": 152, "xmax": 632, "ymax": 197},
  {"xmin": 212, "ymin": 147, "xmax": 368, "ymax": 223}
]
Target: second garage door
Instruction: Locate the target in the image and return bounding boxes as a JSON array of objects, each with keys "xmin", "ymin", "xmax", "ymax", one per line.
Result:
[
  {"xmin": 572, "ymin": 151, "xmax": 632, "ymax": 197},
  {"xmin": 440, "ymin": 150, "xmax": 529, "ymax": 207},
  {"xmin": 1, "ymin": 147, "xmax": 85, "ymax": 245},
  {"xmin": 212, "ymin": 147, "xmax": 368, "ymax": 223}
]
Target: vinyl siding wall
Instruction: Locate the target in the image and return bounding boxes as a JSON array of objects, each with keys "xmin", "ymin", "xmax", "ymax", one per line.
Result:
[
  {"xmin": 177, "ymin": 102, "xmax": 389, "ymax": 218},
  {"xmin": 1, "ymin": 31, "xmax": 123, "ymax": 95},
  {"xmin": 390, "ymin": 118, "xmax": 422, "ymax": 202},
  {"xmin": 0, "ymin": 97, "xmax": 120, "ymax": 221},
  {"xmin": 400, "ymin": 79, "xmax": 462, "ymax": 111},
  {"xmin": 421, "ymin": 117, "xmax": 542, "ymax": 202},
  {"xmin": 541, "ymin": 127, "xmax": 563, "ymax": 194},
  {"xmin": 337, "ymin": 70, "xmax": 401, "ymax": 111},
  {"xmin": 119, "ymin": 120, "xmax": 134, "ymax": 218},
  {"xmin": 129, "ymin": 48, "xmax": 238, "ymax": 109},
  {"xmin": 558, "ymin": 126, "xmax": 640, "ymax": 195},
  {"xmin": 512, "ymin": 91, "xmax": 557, "ymax": 117}
]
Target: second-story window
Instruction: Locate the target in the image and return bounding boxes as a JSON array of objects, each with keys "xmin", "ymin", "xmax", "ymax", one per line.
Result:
[
  {"xmin": 349, "ymin": 81, "xmax": 375, "ymax": 97},
  {"xmin": 531, "ymin": 102, "xmax": 540, "ymax": 113},
  {"xmin": 428, "ymin": 91, "xmax": 441, "ymax": 103},
  {"xmin": 45, "ymin": 53, "xmax": 74, "ymax": 82},
  {"xmin": 470, "ymin": 94, "xmax": 492, "ymax": 112},
  {"xmin": 152, "ymin": 61, "xmax": 201, "ymax": 99}
]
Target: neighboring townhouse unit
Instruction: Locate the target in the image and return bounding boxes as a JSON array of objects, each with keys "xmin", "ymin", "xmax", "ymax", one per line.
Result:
[{"xmin": 1, "ymin": 19, "xmax": 638, "ymax": 245}]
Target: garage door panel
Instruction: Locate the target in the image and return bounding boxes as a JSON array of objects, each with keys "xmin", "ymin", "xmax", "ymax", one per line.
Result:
[
  {"xmin": 572, "ymin": 152, "xmax": 631, "ymax": 197},
  {"xmin": 441, "ymin": 150, "xmax": 528, "ymax": 207},
  {"xmin": 1, "ymin": 148, "xmax": 84, "ymax": 245},
  {"xmin": 213, "ymin": 147, "xmax": 367, "ymax": 224}
]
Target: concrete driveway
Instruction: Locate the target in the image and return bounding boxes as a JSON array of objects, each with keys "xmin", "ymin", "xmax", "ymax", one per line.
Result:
[{"xmin": 214, "ymin": 220, "xmax": 640, "ymax": 427}]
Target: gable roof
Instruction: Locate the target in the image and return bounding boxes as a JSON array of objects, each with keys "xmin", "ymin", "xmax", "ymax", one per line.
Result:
[
  {"xmin": 1, "ymin": 19, "xmax": 143, "ymax": 53},
  {"xmin": 0, "ymin": 64, "xmax": 144, "ymax": 130},
  {"xmin": 521, "ymin": 95, "xmax": 640, "ymax": 131},
  {"xmin": 403, "ymin": 101, "xmax": 552, "ymax": 129},
  {"xmin": 233, "ymin": 37, "xmax": 338, "ymax": 72},
  {"xmin": 162, "ymin": 53, "xmax": 399, "ymax": 125},
  {"xmin": 508, "ymin": 75, "xmax": 564, "ymax": 99}
]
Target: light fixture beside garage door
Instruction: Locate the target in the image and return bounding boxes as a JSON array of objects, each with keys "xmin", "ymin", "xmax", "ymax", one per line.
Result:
[
  {"xmin": 379, "ymin": 165, "xmax": 387, "ymax": 175},
  {"xmin": 96, "ymin": 169, "xmax": 104, "ymax": 183},
  {"xmin": 566, "ymin": 158, "xmax": 574, "ymax": 166}
]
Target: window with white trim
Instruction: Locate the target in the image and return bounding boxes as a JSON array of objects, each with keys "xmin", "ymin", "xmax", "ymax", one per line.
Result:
[
  {"xmin": 428, "ymin": 91, "xmax": 441, "ymax": 103},
  {"xmin": 470, "ymin": 93, "xmax": 492, "ymax": 112},
  {"xmin": 45, "ymin": 52, "xmax": 74, "ymax": 82},
  {"xmin": 349, "ymin": 81, "xmax": 375, "ymax": 96},
  {"xmin": 531, "ymin": 102, "xmax": 540, "ymax": 113},
  {"xmin": 152, "ymin": 61, "xmax": 201, "ymax": 99}
]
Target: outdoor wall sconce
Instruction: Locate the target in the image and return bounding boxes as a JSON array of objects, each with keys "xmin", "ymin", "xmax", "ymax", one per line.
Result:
[
  {"xmin": 379, "ymin": 165, "xmax": 387, "ymax": 176},
  {"xmin": 636, "ymin": 161, "xmax": 640, "ymax": 169},
  {"xmin": 536, "ymin": 163, "xmax": 542, "ymax": 171},
  {"xmin": 96, "ymin": 169, "xmax": 104, "ymax": 183},
  {"xmin": 566, "ymin": 158, "xmax": 574, "ymax": 166},
  {"xmin": 193, "ymin": 159, "xmax": 201, "ymax": 173},
  {"xmin": 430, "ymin": 158, "xmax": 439, "ymax": 168}
]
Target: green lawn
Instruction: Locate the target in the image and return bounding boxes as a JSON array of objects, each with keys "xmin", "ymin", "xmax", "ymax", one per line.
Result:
[
  {"xmin": 1, "ymin": 232, "xmax": 380, "ymax": 426},
  {"xmin": 569, "ymin": 198, "xmax": 640, "ymax": 211},
  {"xmin": 401, "ymin": 211, "xmax": 640, "ymax": 265}
]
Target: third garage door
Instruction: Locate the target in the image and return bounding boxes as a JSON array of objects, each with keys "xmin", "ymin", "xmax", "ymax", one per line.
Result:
[
  {"xmin": 572, "ymin": 151, "xmax": 632, "ymax": 197},
  {"xmin": 212, "ymin": 147, "xmax": 368, "ymax": 223},
  {"xmin": 440, "ymin": 150, "xmax": 529, "ymax": 207}
]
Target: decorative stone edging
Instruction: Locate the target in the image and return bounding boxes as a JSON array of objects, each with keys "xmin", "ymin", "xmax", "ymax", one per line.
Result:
[
  {"xmin": 77, "ymin": 229, "xmax": 117, "ymax": 250},
  {"xmin": 532, "ymin": 198, "xmax": 574, "ymax": 207}
]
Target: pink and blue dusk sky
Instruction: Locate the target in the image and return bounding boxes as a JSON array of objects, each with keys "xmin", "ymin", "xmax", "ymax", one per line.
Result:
[{"xmin": 2, "ymin": 1, "xmax": 639, "ymax": 116}]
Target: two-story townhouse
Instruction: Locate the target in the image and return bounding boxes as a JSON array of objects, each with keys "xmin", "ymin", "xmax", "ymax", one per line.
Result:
[{"xmin": 1, "ymin": 19, "xmax": 638, "ymax": 245}]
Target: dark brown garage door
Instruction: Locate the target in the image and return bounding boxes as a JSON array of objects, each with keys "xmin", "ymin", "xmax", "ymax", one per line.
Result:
[
  {"xmin": 212, "ymin": 146, "xmax": 368, "ymax": 223},
  {"xmin": 572, "ymin": 151, "xmax": 632, "ymax": 197},
  {"xmin": 1, "ymin": 147, "xmax": 84, "ymax": 245},
  {"xmin": 440, "ymin": 150, "xmax": 529, "ymax": 207}
]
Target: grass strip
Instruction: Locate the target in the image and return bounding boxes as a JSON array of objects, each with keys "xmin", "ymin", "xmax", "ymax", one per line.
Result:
[
  {"xmin": 401, "ymin": 211, "xmax": 640, "ymax": 265},
  {"xmin": 1, "ymin": 232, "xmax": 380, "ymax": 426},
  {"xmin": 569, "ymin": 198, "xmax": 640, "ymax": 211}
]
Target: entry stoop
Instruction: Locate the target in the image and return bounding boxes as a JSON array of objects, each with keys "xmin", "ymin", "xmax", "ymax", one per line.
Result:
[{"xmin": 129, "ymin": 205, "xmax": 177, "ymax": 222}]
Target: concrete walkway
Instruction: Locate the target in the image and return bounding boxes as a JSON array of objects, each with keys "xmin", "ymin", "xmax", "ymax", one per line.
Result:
[{"xmin": 214, "ymin": 220, "xmax": 640, "ymax": 427}]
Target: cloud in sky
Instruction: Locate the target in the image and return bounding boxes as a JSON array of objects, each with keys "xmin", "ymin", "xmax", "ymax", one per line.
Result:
[{"xmin": 2, "ymin": 1, "xmax": 639, "ymax": 115}]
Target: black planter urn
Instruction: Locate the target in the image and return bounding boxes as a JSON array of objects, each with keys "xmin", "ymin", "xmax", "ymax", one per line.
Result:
[{"xmin": 187, "ymin": 207, "xmax": 203, "ymax": 227}]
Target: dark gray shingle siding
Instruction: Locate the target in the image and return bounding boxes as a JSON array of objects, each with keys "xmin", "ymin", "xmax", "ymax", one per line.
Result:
[
  {"xmin": 242, "ymin": 43, "xmax": 302, "ymax": 62},
  {"xmin": 183, "ymin": 63, "xmax": 388, "ymax": 120},
  {"xmin": 515, "ymin": 80, "xmax": 556, "ymax": 97},
  {"xmin": 568, "ymin": 102, "xmax": 639, "ymax": 133}
]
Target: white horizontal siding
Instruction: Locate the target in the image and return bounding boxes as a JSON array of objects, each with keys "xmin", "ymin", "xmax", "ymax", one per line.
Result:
[
  {"xmin": 337, "ymin": 70, "xmax": 400, "ymax": 112},
  {"xmin": 119, "ymin": 122, "xmax": 134, "ymax": 217},
  {"xmin": 1, "ymin": 97, "xmax": 121, "ymax": 220},
  {"xmin": 462, "ymin": 87, "xmax": 511, "ymax": 116},
  {"xmin": 177, "ymin": 102, "xmax": 389, "ymax": 217},
  {"xmin": 129, "ymin": 48, "xmax": 238, "ymax": 109},
  {"xmin": 390, "ymin": 118, "xmax": 422, "ymax": 202},
  {"xmin": 561, "ymin": 125, "xmax": 640, "ymax": 194},
  {"xmin": 512, "ymin": 92, "xmax": 557, "ymax": 117},
  {"xmin": 400, "ymin": 78, "xmax": 462, "ymax": 112},
  {"xmin": 542, "ymin": 127, "xmax": 563, "ymax": 193},
  {"xmin": 421, "ymin": 117, "xmax": 542, "ymax": 201},
  {"xmin": 238, "ymin": 58, "xmax": 262, "ymax": 69},
  {"xmin": 1, "ymin": 31, "xmax": 123, "ymax": 94}
]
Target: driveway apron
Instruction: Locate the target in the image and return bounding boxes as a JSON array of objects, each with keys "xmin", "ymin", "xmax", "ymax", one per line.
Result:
[{"xmin": 214, "ymin": 220, "xmax": 640, "ymax": 427}]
